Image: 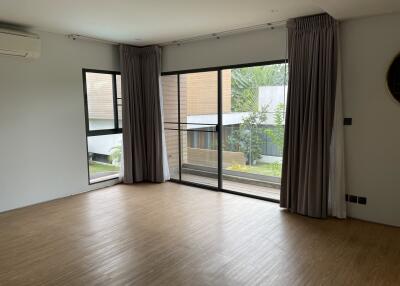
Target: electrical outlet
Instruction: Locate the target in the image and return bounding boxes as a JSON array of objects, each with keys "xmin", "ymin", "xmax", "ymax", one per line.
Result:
[
  {"xmin": 358, "ymin": 197, "xmax": 367, "ymax": 205},
  {"xmin": 349, "ymin": 195, "xmax": 358, "ymax": 203},
  {"xmin": 346, "ymin": 194, "xmax": 367, "ymax": 205},
  {"xmin": 344, "ymin": 118, "xmax": 353, "ymax": 125}
]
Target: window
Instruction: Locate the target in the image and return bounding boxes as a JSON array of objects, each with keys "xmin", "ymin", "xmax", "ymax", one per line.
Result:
[
  {"xmin": 83, "ymin": 69, "xmax": 122, "ymax": 184},
  {"xmin": 161, "ymin": 60, "xmax": 287, "ymax": 201}
]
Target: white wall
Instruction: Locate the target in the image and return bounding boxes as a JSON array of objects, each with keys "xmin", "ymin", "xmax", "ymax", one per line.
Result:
[
  {"xmin": 161, "ymin": 13, "xmax": 400, "ymax": 226},
  {"xmin": 162, "ymin": 28, "xmax": 287, "ymax": 72},
  {"xmin": 0, "ymin": 31, "xmax": 120, "ymax": 212},
  {"xmin": 341, "ymin": 13, "xmax": 400, "ymax": 226}
]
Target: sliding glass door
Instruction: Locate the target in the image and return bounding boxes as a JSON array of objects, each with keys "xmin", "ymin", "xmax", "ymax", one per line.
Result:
[
  {"xmin": 221, "ymin": 65, "xmax": 287, "ymax": 200},
  {"xmin": 162, "ymin": 61, "xmax": 287, "ymax": 201},
  {"xmin": 163, "ymin": 71, "xmax": 219, "ymax": 188}
]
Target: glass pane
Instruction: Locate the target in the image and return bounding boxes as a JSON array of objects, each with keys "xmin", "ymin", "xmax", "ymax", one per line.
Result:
[
  {"xmin": 165, "ymin": 129, "xmax": 180, "ymax": 180},
  {"xmin": 221, "ymin": 64, "xmax": 288, "ymax": 200},
  {"xmin": 181, "ymin": 129, "xmax": 218, "ymax": 188},
  {"xmin": 87, "ymin": 134, "xmax": 122, "ymax": 183},
  {"xmin": 117, "ymin": 105, "xmax": 122, "ymax": 128},
  {"xmin": 86, "ymin": 72, "xmax": 115, "ymax": 131},
  {"xmin": 180, "ymin": 71, "xmax": 218, "ymax": 125},
  {"xmin": 161, "ymin": 75, "xmax": 179, "ymax": 179},
  {"xmin": 116, "ymin": 75, "xmax": 123, "ymax": 128},
  {"xmin": 162, "ymin": 75, "xmax": 179, "ymax": 125},
  {"xmin": 116, "ymin": 74, "xmax": 121, "ymax": 98},
  {"xmin": 180, "ymin": 71, "xmax": 218, "ymax": 187}
]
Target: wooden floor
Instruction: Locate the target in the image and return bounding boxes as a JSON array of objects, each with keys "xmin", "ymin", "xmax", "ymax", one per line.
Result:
[{"xmin": 0, "ymin": 183, "xmax": 399, "ymax": 286}]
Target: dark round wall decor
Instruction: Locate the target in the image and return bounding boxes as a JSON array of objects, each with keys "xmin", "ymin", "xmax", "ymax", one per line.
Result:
[{"xmin": 387, "ymin": 54, "xmax": 400, "ymax": 103}]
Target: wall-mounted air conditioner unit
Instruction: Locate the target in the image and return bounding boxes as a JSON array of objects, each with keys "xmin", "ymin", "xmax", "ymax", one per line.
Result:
[{"xmin": 0, "ymin": 28, "xmax": 41, "ymax": 59}]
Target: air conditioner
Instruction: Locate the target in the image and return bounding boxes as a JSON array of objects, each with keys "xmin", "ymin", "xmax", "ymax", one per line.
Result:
[{"xmin": 0, "ymin": 28, "xmax": 41, "ymax": 59}]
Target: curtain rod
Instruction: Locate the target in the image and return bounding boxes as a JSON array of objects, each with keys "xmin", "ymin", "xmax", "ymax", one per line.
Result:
[
  {"xmin": 66, "ymin": 34, "xmax": 120, "ymax": 45},
  {"xmin": 159, "ymin": 20, "xmax": 287, "ymax": 47},
  {"xmin": 66, "ymin": 19, "xmax": 287, "ymax": 47}
]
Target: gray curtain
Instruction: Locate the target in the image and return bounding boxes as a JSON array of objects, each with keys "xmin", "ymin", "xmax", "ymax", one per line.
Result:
[
  {"xmin": 281, "ymin": 14, "xmax": 338, "ymax": 218},
  {"xmin": 120, "ymin": 45, "xmax": 165, "ymax": 183}
]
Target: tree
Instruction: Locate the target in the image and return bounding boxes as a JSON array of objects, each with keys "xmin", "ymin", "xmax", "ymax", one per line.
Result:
[
  {"xmin": 110, "ymin": 145, "xmax": 122, "ymax": 166},
  {"xmin": 228, "ymin": 64, "xmax": 288, "ymax": 164},
  {"xmin": 227, "ymin": 106, "xmax": 268, "ymax": 165},
  {"xmin": 266, "ymin": 103, "xmax": 285, "ymax": 154},
  {"xmin": 231, "ymin": 64, "xmax": 287, "ymax": 112}
]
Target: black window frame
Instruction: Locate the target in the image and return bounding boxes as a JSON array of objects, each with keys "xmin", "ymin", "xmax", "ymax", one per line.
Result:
[
  {"xmin": 161, "ymin": 59, "xmax": 287, "ymax": 203},
  {"xmin": 82, "ymin": 68, "xmax": 122, "ymax": 185},
  {"xmin": 83, "ymin": 68, "xmax": 122, "ymax": 136}
]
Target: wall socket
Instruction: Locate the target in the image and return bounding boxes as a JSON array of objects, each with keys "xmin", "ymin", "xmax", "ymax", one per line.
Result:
[
  {"xmin": 349, "ymin": 195, "xmax": 358, "ymax": 203},
  {"xmin": 345, "ymin": 194, "xmax": 367, "ymax": 205},
  {"xmin": 344, "ymin": 118, "xmax": 353, "ymax": 125},
  {"xmin": 357, "ymin": 197, "xmax": 367, "ymax": 205}
]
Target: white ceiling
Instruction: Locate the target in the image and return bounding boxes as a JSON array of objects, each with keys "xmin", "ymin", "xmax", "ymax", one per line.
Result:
[
  {"xmin": 0, "ymin": 0, "xmax": 399, "ymax": 45},
  {"xmin": 312, "ymin": 0, "xmax": 400, "ymax": 20}
]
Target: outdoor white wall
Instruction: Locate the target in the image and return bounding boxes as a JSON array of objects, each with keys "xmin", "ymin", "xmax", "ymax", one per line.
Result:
[
  {"xmin": 88, "ymin": 119, "xmax": 122, "ymax": 155},
  {"xmin": 88, "ymin": 133, "xmax": 122, "ymax": 156},
  {"xmin": 0, "ymin": 31, "xmax": 120, "ymax": 212},
  {"xmin": 259, "ymin": 86, "xmax": 287, "ymax": 112},
  {"xmin": 341, "ymin": 13, "xmax": 400, "ymax": 226},
  {"xmin": 162, "ymin": 27, "xmax": 287, "ymax": 72}
]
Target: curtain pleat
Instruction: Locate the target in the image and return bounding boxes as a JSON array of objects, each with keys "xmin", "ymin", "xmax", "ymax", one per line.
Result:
[
  {"xmin": 328, "ymin": 28, "xmax": 346, "ymax": 219},
  {"xmin": 281, "ymin": 14, "xmax": 339, "ymax": 218},
  {"xmin": 120, "ymin": 45, "xmax": 168, "ymax": 183}
]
